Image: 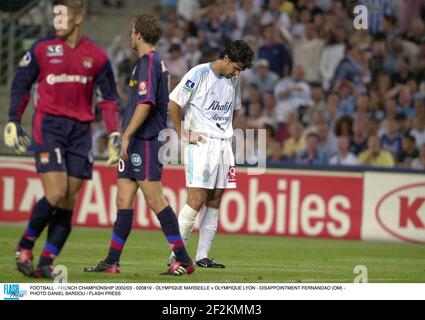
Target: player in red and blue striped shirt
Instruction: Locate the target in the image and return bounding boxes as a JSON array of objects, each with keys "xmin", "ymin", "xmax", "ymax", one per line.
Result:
[{"xmin": 84, "ymin": 14, "xmax": 194, "ymax": 276}]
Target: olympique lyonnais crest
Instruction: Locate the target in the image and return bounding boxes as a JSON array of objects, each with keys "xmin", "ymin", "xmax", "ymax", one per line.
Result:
[
  {"xmin": 83, "ymin": 57, "xmax": 93, "ymax": 69},
  {"xmin": 40, "ymin": 152, "xmax": 50, "ymax": 165}
]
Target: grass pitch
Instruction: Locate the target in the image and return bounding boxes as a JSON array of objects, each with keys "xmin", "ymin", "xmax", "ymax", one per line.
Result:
[{"xmin": 0, "ymin": 224, "xmax": 424, "ymax": 283}]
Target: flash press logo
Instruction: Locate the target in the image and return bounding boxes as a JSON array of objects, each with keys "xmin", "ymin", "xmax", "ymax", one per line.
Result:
[{"xmin": 4, "ymin": 284, "xmax": 27, "ymax": 300}]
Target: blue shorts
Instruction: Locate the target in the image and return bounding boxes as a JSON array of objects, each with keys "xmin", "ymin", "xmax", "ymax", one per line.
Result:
[
  {"xmin": 33, "ymin": 113, "xmax": 93, "ymax": 180},
  {"xmin": 118, "ymin": 137, "xmax": 164, "ymax": 181}
]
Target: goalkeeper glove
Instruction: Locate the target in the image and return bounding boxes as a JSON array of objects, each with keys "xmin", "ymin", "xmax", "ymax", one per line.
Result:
[
  {"xmin": 106, "ymin": 132, "xmax": 121, "ymax": 167},
  {"xmin": 4, "ymin": 121, "xmax": 31, "ymax": 155}
]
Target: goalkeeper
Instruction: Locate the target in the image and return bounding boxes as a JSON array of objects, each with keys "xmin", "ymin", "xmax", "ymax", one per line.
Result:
[{"xmin": 3, "ymin": 0, "xmax": 121, "ymax": 279}]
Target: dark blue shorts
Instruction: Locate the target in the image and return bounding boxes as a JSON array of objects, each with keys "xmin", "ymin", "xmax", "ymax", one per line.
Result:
[
  {"xmin": 118, "ymin": 137, "xmax": 164, "ymax": 181},
  {"xmin": 33, "ymin": 113, "xmax": 93, "ymax": 180}
]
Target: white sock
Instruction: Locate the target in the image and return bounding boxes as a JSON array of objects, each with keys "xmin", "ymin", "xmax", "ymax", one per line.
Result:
[
  {"xmin": 196, "ymin": 207, "xmax": 219, "ymax": 262},
  {"xmin": 169, "ymin": 204, "xmax": 198, "ymax": 261}
]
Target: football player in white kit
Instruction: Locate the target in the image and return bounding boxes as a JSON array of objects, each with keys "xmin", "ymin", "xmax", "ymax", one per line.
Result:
[{"xmin": 168, "ymin": 40, "xmax": 254, "ymax": 268}]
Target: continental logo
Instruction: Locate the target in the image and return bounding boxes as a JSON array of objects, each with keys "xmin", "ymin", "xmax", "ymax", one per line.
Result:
[{"xmin": 46, "ymin": 74, "xmax": 92, "ymax": 85}]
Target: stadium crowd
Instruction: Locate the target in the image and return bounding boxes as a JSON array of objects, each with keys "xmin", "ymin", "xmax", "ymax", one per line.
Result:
[{"xmin": 97, "ymin": 0, "xmax": 425, "ymax": 170}]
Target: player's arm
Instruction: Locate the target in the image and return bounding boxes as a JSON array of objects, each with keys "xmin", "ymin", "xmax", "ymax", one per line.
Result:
[
  {"xmin": 169, "ymin": 100, "xmax": 184, "ymax": 140},
  {"xmin": 233, "ymin": 76, "xmax": 242, "ymax": 129},
  {"xmin": 120, "ymin": 104, "xmax": 151, "ymax": 161},
  {"xmin": 169, "ymin": 100, "xmax": 204, "ymax": 145},
  {"xmin": 96, "ymin": 59, "xmax": 122, "ymax": 166},
  {"xmin": 4, "ymin": 45, "xmax": 40, "ymax": 154},
  {"xmin": 233, "ymin": 110, "xmax": 240, "ymax": 129},
  {"xmin": 169, "ymin": 68, "xmax": 204, "ymax": 144}
]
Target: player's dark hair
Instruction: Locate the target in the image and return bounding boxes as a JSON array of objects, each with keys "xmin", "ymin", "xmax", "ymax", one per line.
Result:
[
  {"xmin": 134, "ymin": 14, "xmax": 162, "ymax": 46},
  {"xmin": 219, "ymin": 40, "xmax": 254, "ymax": 69},
  {"xmin": 54, "ymin": 0, "xmax": 85, "ymax": 14}
]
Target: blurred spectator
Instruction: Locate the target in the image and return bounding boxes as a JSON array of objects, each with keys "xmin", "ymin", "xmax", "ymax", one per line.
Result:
[
  {"xmin": 165, "ymin": 44, "xmax": 189, "ymax": 79},
  {"xmin": 391, "ymin": 57, "xmax": 415, "ymax": 86},
  {"xmin": 293, "ymin": 22, "xmax": 325, "ymax": 83},
  {"xmin": 258, "ymin": 24, "xmax": 292, "ymax": 77},
  {"xmin": 335, "ymin": 116, "xmax": 354, "ymax": 138},
  {"xmin": 303, "ymin": 84, "xmax": 326, "ymax": 125},
  {"xmin": 396, "ymin": 86, "xmax": 415, "ymax": 119},
  {"xmin": 178, "ymin": 0, "xmax": 201, "ymax": 21},
  {"xmin": 366, "ymin": 115, "xmax": 381, "ymax": 137},
  {"xmin": 246, "ymin": 102, "xmax": 274, "ymax": 129},
  {"xmin": 260, "ymin": 0, "xmax": 291, "ymax": 31},
  {"xmin": 185, "ymin": 37, "xmax": 202, "ymax": 69},
  {"xmin": 242, "ymin": 83, "xmax": 262, "ymax": 111},
  {"xmin": 283, "ymin": 122, "xmax": 306, "ymax": 160},
  {"xmin": 411, "ymin": 116, "xmax": 425, "ymax": 149},
  {"xmin": 267, "ymin": 141, "xmax": 287, "ymax": 163},
  {"xmin": 411, "ymin": 144, "xmax": 425, "ymax": 170},
  {"xmin": 354, "ymin": 94, "xmax": 370, "ymax": 121},
  {"xmin": 235, "ymin": 0, "xmax": 261, "ymax": 36},
  {"xmin": 274, "ymin": 65, "xmax": 311, "ymax": 123},
  {"xmin": 358, "ymin": 135, "xmax": 395, "ymax": 167},
  {"xmin": 403, "ymin": 18, "xmax": 425, "ymax": 46},
  {"xmin": 262, "ymin": 91, "xmax": 278, "ymax": 128},
  {"xmin": 350, "ymin": 120, "xmax": 368, "ymax": 156},
  {"xmin": 243, "ymin": 59, "xmax": 279, "ymax": 95},
  {"xmin": 380, "ymin": 118, "xmax": 402, "ymax": 156},
  {"xmin": 316, "ymin": 122, "xmax": 338, "ymax": 159},
  {"xmin": 295, "ymin": 132, "xmax": 327, "ymax": 165},
  {"xmin": 397, "ymin": 131, "xmax": 420, "ymax": 168},
  {"xmin": 198, "ymin": 3, "xmax": 237, "ymax": 49},
  {"xmin": 329, "ymin": 136, "xmax": 358, "ymax": 166},
  {"xmin": 337, "ymin": 81, "xmax": 359, "ymax": 117},
  {"xmin": 383, "ymin": 97, "xmax": 398, "ymax": 120},
  {"xmin": 320, "ymin": 26, "xmax": 346, "ymax": 91},
  {"xmin": 331, "ymin": 45, "xmax": 369, "ymax": 95}
]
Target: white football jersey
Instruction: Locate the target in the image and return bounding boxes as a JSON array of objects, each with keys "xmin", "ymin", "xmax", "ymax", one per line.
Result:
[{"xmin": 169, "ymin": 63, "xmax": 241, "ymax": 139}]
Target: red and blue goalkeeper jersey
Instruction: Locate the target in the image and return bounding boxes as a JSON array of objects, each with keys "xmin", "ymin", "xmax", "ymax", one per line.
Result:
[{"xmin": 9, "ymin": 35, "xmax": 120, "ymax": 133}]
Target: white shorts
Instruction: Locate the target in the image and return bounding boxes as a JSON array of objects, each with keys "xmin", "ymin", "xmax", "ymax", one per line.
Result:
[{"xmin": 185, "ymin": 138, "xmax": 236, "ymax": 190}]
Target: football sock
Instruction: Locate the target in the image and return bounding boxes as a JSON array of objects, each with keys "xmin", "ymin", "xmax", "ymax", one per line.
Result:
[
  {"xmin": 178, "ymin": 204, "xmax": 199, "ymax": 245},
  {"xmin": 196, "ymin": 207, "xmax": 219, "ymax": 262},
  {"xmin": 169, "ymin": 204, "xmax": 199, "ymax": 261},
  {"xmin": 105, "ymin": 209, "xmax": 134, "ymax": 265},
  {"xmin": 38, "ymin": 208, "xmax": 73, "ymax": 267},
  {"xmin": 19, "ymin": 197, "xmax": 56, "ymax": 250},
  {"xmin": 157, "ymin": 206, "xmax": 191, "ymax": 264}
]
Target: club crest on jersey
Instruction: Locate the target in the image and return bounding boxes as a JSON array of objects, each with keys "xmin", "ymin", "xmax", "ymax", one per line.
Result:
[
  {"xmin": 83, "ymin": 57, "xmax": 93, "ymax": 69},
  {"xmin": 47, "ymin": 45, "xmax": 64, "ymax": 57},
  {"xmin": 19, "ymin": 52, "xmax": 32, "ymax": 67},
  {"xmin": 138, "ymin": 81, "xmax": 148, "ymax": 96},
  {"xmin": 131, "ymin": 154, "xmax": 142, "ymax": 167},
  {"xmin": 40, "ymin": 152, "xmax": 50, "ymax": 165},
  {"xmin": 183, "ymin": 80, "xmax": 195, "ymax": 92}
]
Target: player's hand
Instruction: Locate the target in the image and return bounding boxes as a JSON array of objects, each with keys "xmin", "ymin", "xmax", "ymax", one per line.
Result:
[
  {"xmin": 3, "ymin": 121, "xmax": 31, "ymax": 155},
  {"xmin": 188, "ymin": 131, "xmax": 207, "ymax": 146},
  {"xmin": 106, "ymin": 132, "xmax": 121, "ymax": 167},
  {"xmin": 120, "ymin": 134, "xmax": 130, "ymax": 162}
]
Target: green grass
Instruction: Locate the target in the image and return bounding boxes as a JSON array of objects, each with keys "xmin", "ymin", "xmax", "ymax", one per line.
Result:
[{"xmin": 0, "ymin": 224, "xmax": 424, "ymax": 283}]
